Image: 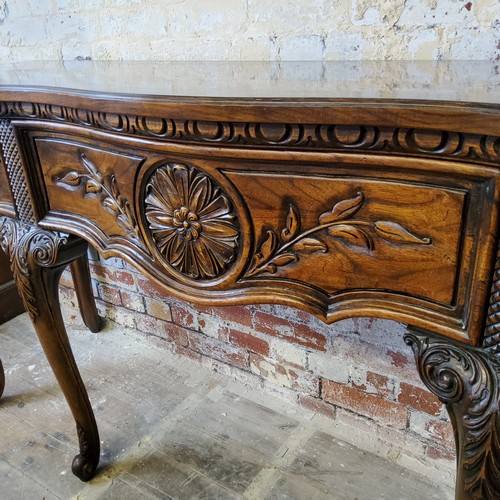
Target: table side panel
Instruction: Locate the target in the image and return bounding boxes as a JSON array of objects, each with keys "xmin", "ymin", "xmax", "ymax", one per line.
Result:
[{"xmin": 0, "ymin": 127, "xmax": 15, "ymax": 217}]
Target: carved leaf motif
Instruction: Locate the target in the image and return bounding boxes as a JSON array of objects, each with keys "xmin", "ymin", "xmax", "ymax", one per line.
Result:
[
  {"xmin": 85, "ymin": 178, "xmax": 102, "ymax": 194},
  {"xmin": 80, "ymin": 152, "xmax": 102, "ymax": 182},
  {"xmin": 259, "ymin": 230, "xmax": 278, "ymax": 261},
  {"xmin": 59, "ymin": 171, "xmax": 81, "ymax": 186},
  {"xmin": 374, "ymin": 221, "xmax": 431, "ymax": 245},
  {"xmin": 293, "ymin": 238, "xmax": 327, "ymax": 253},
  {"xmin": 55, "ymin": 154, "xmax": 140, "ymax": 242},
  {"xmin": 246, "ymin": 191, "xmax": 432, "ymax": 278},
  {"xmin": 268, "ymin": 253, "xmax": 297, "ymax": 267},
  {"xmin": 328, "ymin": 225, "xmax": 374, "ymax": 250},
  {"xmin": 281, "ymin": 205, "xmax": 300, "ymax": 242},
  {"xmin": 319, "ymin": 192, "xmax": 364, "ymax": 224},
  {"xmin": 102, "ymin": 197, "xmax": 118, "ymax": 213},
  {"xmin": 0, "ymin": 217, "xmax": 67, "ymax": 321}
]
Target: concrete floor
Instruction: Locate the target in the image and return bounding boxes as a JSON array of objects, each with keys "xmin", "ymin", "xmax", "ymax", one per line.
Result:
[{"xmin": 0, "ymin": 312, "xmax": 454, "ymax": 500}]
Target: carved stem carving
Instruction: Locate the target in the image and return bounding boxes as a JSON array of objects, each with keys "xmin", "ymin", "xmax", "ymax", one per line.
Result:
[
  {"xmin": 55, "ymin": 152, "xmax": 140, "ymax": 240},
  {"xmin": 246, "ymin": 191, "xmax": 431, "ymax": 277},
  {"xmin": 405, "ymin": 331, "xmax": 500, "ymax": 499},
  {"xmin": 0, "ymin": 216, "xmax": 67, "ymax": 320}
]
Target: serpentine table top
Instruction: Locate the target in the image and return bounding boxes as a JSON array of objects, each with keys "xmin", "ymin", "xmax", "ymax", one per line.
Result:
[{"xmin": 0, "ymin": 61, "xmax": 499, "ymax": 499}]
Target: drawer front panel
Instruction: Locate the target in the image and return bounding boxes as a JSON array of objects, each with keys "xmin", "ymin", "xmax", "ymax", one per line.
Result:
[
  {"xmin": 19, "ymin": 123, "xmax": 500, "ymax": 343},
  {"xmin": 36, "ymin": 137, "xmax": 145, "ymax": 243},
  {"xmin": 227, "ymin": 171, "xmax": 464, "ymax": 306}
]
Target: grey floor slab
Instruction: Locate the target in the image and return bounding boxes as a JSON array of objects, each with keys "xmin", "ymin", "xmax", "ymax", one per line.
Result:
[{"xmin": 0, "ymin": 313, "xmax": 454, "ymax": 499}]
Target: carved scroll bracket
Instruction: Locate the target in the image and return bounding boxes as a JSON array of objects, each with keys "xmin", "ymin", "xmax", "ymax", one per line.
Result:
[
  {"xmin": 0, "ymin": 216, "xmax": 68, "ymax": 320},
  {"xmin": 405, "ymin": 330, "xmax": 500, "ymax": 499}
]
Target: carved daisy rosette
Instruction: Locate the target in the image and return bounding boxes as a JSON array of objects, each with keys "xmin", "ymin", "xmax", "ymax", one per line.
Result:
[{"xmin": 144, "ymin": 163, "xmax": 239, "ymax": 280}]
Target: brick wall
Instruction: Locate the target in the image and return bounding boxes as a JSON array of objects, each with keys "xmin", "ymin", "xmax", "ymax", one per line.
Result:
[
  {"xmin": 1, "ymin": 0, "xmax": 499, "ymax": 62},
  {"xmin": 59, "ymin": 253, "xmax": 456, "ymax": 477}
]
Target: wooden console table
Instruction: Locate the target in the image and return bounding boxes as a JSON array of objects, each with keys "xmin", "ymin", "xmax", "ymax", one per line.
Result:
[{"xmin": 0, "ymin": 61, "xmax": 499, "ymax": 499}]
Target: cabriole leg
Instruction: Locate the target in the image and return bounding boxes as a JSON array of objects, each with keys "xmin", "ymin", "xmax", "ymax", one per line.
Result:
[
  {"xmin": 0, "ymin": 216, "xmax": 100, "ymax": 481},
  {"xmin": 70, "ymin": 252, "xmax": 103, "ymax": 333},
  {"xmin": 405, "ymin": 330, "xmax": 500, "ymax": 500}
]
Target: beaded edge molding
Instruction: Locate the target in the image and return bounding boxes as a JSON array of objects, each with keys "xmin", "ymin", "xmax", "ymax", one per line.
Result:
[{"xmin": 1, "ymin": 101, "xmax": 500, "ymax": 165}]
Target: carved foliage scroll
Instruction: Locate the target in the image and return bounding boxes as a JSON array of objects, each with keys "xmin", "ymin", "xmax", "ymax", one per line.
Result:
[
  {"xmin": 0, "ymin": 216, "xmax": 67, "ymax": 320},
  {"xmin": 55, "ymin": 152, "xmax": 140, "ymax": 240},
  {"xmin": 144, "ymin": 163, "xmax": 239, "ymax": 280},
  {"xmin": 405, "ymin": 331, "xmax": 500, "ymax": 499},
  {"xmin": 246, "ymin": 192, "xmax": 431, "ymax": 277}
]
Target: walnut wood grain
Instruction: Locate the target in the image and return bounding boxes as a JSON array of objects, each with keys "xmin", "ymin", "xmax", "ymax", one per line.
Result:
[
  {"xmin": 1, "ymin": 62, "xmax": 500, "ymax": 498},
  {"xmin": 70, "ymin": 253, "xmax": 103, "ymax": 334}
]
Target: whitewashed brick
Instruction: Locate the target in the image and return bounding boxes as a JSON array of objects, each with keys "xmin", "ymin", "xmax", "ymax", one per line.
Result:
[
  {"xmin": 0, "ymin": 0, "xmax": 498, "ymax": 62},
  {"xmin": 398, "ymin": 0, "xmax": 479, "ymax": 27},
  {"xmin": 308, "ymin": 352, "xmax": 350, "ymax": 384},
  {"xmin": 448, "ymin": 26, "xmax": 499, "ymax": 59},
  {"xmin": 279, "ymin": 35, "xmax": 325, "ymax": 61},
  {"xmin": 269, "ymin": 337, "xmax": 307, "ymax": 368},
  {"xmin": 198, "ymin": 313, "xmax": 225, "ymax": 340}
]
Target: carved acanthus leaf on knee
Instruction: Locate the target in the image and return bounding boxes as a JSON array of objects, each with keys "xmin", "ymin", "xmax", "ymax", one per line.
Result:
[
  {"xmin": 405, "ymin": 331, "xmax": 500, "ymax": 499},
  {"xmin": 0, "ymin": 216, "xmax": 68, "ymax": 321}
]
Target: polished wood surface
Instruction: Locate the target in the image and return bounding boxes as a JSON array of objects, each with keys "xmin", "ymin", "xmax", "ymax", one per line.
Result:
[
  {"xmin": 0, "ymin": 60, "xmax": 499, "ymax": 102},
  {"xmin": 0, "ymin": 61, "xmax": 499, "ymax": 498}
]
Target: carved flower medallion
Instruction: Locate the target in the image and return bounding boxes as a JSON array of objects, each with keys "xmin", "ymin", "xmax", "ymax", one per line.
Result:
[{"xmin": 144, "ymin": 163, "xmax": 239, "ymax": 279}]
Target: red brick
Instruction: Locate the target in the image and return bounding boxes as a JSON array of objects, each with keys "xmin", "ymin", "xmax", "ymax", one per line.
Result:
[
  {"xmin": 173, "ymin": 343, "xmax": 202, "ymax": 362},
  {"xmin": 136, "ymin": 276, "xmax": 169, "ymax": 299},
  {"xmin": 352, "ymin": 381, "xmax": 367, "ymax": 391},
  {"xmin": 254, "ymin": 311, "xmax": 327, "ymax": 351},
  {"xmin": 188, "ymin": 331, "xmax": 248, "ymax": 369},
  {"xmin": 134, "ymin": 313, "xmax": 163, "ymax": 334},
  {"xmin": 59, "ymin": 270, "xmax": 74, "ymax": 288},
  {"xmin": 162, "ymin": 323, "xmax": 189, "ymax": 346},
  {"xmin": 366, "ymin": 371, "xmax": 392, "ymax": 398},
  {"xmin": 90, "ymin": 263, "xmax": 135, "ymax": 288},
  {"xmin": 59, "ymin": 286, "xmax": 78, "ymax": 311},
  {"xmin": 387, "ymin": 349, "xmax": 411, "ymax": 369},
  {"xmin": 120, "ymin": 290, "xmax": 145, "ymax": 312},
  {"xmin": 398, "ymin": 382, "xmax": 442, "ymax": 416},
  {"xmin": 171, "ymin": 302, "xmax": 198, "ymax": 330},
  {"xmin": 98, "ymin": 283, "xmax": 121, "ymax": 305},
  {"xmin": 298, "ymin": 394, "xmax": 336, "ymax": 420},
  {"xmin": 322, "ymin": 379, "xmax": 408, "ymax": 429},
  {"xmin": 144, "ymin": 297, "xmax": 172, "ymax": 321},
  {"xmin": 250, "ymin": 353, "xmax": 320, "ymax": 396},
  {"xmin": 425, "ymin": 419, "xmax": 455, "ymax": 448},
  {"xmin": 426, "ymin": 443, "xmax": 455, "ymax": 461},
  {"xmin": 213, "ymin": 305, "xmax": 253, "ymax": 328},
  {"xmin": 229, "ymin": 329, "xmax": 270, "ymax": 356}
]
